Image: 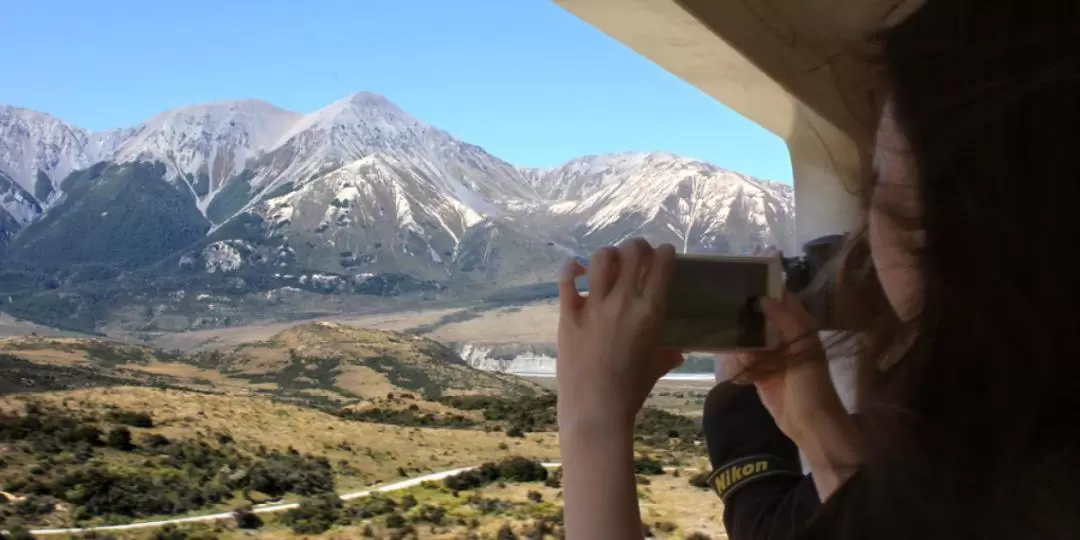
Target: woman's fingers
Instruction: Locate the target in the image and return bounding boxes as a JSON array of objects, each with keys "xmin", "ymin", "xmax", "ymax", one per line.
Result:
[
  {"xmin": 616, "ymin": 238, "xmax": 652, "ymax": 296},
  {"xmin": 760, "ymin": 291, "xmax": 821, "ymax": 355},
  {"xmin": 559, "ymin": 259, "xmax": 587, "ymax": 318},
  {"xmin": 760, "ymin": 295, "xmax": 802, "ymax": 340},
  {"xmin": 587, "ymin": 247, "xmax": 619, "ymax": 299},
  {"xmin": 643, "ymin": 244, "xmax": 676, "ymax": 305}
]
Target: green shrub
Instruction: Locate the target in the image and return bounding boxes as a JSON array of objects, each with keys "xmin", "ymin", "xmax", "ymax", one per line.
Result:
[
  {"xmin": 498, "ymin": 457, "xmax": 547, "ymax": 483},
  {"xmin": 280, "ymin": 493, "xmax": 343, "ymax": 535},
  {"xmin": 0, "ymin": 406, "xmax": 336, "ymax": 521},
  {"xmin": 246, "ymin": 451, "xmax": 334, "ymax": 497},
  {"xmin": 385, "ymin": 513, "xmax": 406, "ymax": 528},
  {"xmin": 412, "ymin": 504, "xmax": 446, "ymax": 525},
  {"xmin": 150, "ymin": 525, "xmax": 187, "ymax": 540},
  {"xmin": 232, "ymin": 505, "xmax": 262, "ymax": 529},
  {"xmin": 444, "ymin": 458, "xmax": 548, "ymax": 492},
  {"xmin": 634, "ymin": 456, "xmax": 665, "ymax": 475},
  {"xmin": 107, "ymin": 410, "xmax": 153, "ymax": 428},
  {"xmin": 349, "ymin": 494, "xmax": 397, "ymax": 519},
  {"xmin": 3, "ymin": 524, "xmax": 36, "ymax": 540},
  {"xmin": 106, "ymin": 427, "xmax": 134, "ymax": 451}
]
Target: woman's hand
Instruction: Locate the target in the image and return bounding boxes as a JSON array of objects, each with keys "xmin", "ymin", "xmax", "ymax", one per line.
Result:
[
  {"xmin": 556, "ymin": 238, "xmax": 682, "ymax": 431},
  {"xmin": 742, "ymin": 291, "xmax": 864, "ymax": 501},
  {"xmin": 556, "ymin": 238, "xmax": 681, "ymax": 540},
  {"xmin": 750, "ymin": 293, "xmax": 846, "ymax": 444}
]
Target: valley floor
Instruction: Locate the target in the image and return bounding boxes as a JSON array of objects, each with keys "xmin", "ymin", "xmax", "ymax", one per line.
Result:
[
  {"xmin": 140, "ymin": 300, "xmax": 562, "ymax": 353},
  {"xmin": 0, "ymin": 302, "xmax": 724, "ymax": 539}
]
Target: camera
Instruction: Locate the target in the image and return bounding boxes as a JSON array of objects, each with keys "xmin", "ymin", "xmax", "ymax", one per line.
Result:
[{"xmin": 781, "ymin": 234, "xmax": 846, "ymax": 330}]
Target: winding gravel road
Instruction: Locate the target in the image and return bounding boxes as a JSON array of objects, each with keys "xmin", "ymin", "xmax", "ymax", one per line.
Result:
[{"xmin": 30, "ymin": 462, "xmax": 562, "ymax": 536}]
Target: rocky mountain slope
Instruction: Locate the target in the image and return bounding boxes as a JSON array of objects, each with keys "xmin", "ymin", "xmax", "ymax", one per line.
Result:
[{"xmin": 0, "ymin": 93, "xmax": 795, "ymax": 332}]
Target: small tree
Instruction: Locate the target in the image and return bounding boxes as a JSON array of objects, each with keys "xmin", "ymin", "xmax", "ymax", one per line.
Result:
[
  {"xmin": 106, "ymin": 427, "xmax": 134, "ymax": 451},
  {"xmin": 109, "ymin": 410, "xmax": 154, "ymax": 428},
  {"xmin": 634, "ymin": 456, "xmax": 664, "ymax": 475},
  {"xmin": 233, "ymin": 505, "xmax": 262, "ymax": 529},
  {"xmin": 281, "ymin": 494, "xmax": 342, "ymax": 535},
  {"xmin": 498, "ymin": 457, "xmax": 547, "ymax": 482}
]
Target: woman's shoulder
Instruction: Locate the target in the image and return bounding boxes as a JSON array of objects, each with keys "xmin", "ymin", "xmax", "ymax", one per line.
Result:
[{"xmin": 795, "ymin": 448, "xmax": 1080, "ymax": 540}]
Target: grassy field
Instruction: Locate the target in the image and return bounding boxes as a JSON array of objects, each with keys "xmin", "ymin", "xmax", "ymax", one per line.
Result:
[
  {"xmin": 0, "ymin": 316, "xmax": 728, "ymax": 538},
  {"xmin": 0, "ymin": 388, "xmax": 560, "ymax": 492},
  {"xmin": 0, "ymin": 384, "xmax": 723, "ymax": 538},
  {"xmin": 139, "ymin": 300, "xmax": 561, "ymax": 352},
  {"xmin": 87, "ymin": 460, "xmax": 725, "ymax": 540},
  {"xmin": 146, "ymin": 308, "xmax": 465, "ymax": 352},
  {"xmin": 0, "ymin": 313, "xmax": 90, "ymax": 339}
]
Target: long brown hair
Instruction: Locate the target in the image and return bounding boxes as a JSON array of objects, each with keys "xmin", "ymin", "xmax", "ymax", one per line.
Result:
[{"xmin": 818, "ymin": 1, "xmax": 1080, "ymax": 538}]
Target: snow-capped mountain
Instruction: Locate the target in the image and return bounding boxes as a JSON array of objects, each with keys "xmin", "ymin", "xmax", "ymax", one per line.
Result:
[
  {"xmin": 525, "ymin": 152, "xmax": 670, "ymax": 200},
  {"xmin": 0, "ymin": 92, "xmax": 796, "ymax": 332},
  {"xmin": 0, "ymin": 106, "xmax": 126, "ymax": 225},
  {"xmin": 252, "ymin": 92, "xmax": 538, "ymax": 209},
  {"xmin": 242, "ymin": 152, "xmax": 570, "ymax": 283},
  {"xmin": 110, "ymin": 100, "xmax": 301, "ymax": 214},
  {"xmin": 531, "ymin": 152, "xmax": 796, "ymax": 255}
]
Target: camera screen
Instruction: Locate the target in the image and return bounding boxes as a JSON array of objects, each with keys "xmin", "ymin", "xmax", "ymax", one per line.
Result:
[{"xmin": 659, "ymin": 257, "xmax": 769, "ymax": 349}]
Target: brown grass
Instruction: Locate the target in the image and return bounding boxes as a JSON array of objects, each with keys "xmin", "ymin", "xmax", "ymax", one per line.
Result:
[
  {"xmin": 146, "ymin": 308, "xmax": 463, "ymax": 352},
  {"xmin": 2, "ymin": 387, "xmax": 559, "ymax": 492},
  {"xmin": 425, "ymin": 301, "xmax": 560, "ymax": 344}
]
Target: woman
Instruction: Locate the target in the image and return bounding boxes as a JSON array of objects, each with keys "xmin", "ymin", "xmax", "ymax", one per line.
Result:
[{"xmin": 557, "ymin": 1, "xmax": 1080, "ymax": 538}]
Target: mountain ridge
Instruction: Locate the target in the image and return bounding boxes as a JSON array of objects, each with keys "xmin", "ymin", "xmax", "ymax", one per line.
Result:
[{"xmin": 0, "ymin": 92, "xmax": 795, "ymax": 333}]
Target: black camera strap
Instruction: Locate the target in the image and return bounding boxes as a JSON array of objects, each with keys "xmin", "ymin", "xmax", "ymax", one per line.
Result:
[{"xmin": 708, "ymin": 454, "xmax": 803, "ymax": 502}]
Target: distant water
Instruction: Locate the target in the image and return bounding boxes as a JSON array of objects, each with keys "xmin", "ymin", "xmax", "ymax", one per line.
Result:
[{"xmin": 514, "ymin": 370, "xmax": 715, "ymax": 381}]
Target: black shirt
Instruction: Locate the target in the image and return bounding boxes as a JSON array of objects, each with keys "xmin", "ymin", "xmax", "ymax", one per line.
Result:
[{"xmin": 701, "ymin": 382, "xmax": 825, "ymax": 540}]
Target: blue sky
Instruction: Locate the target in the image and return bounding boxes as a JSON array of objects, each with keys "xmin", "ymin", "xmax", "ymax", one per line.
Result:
[{"xmin": 0, "ymin": 0, "xmax": 792, "ymax": 182}]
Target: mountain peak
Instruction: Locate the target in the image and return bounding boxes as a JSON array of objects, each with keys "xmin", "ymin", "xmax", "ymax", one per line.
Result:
[
  {"xmin": 272, "ymin": 91, "xmax": 428, "ymax": 161},
  {"xmin": 289, "ymin": 92, "xmax": 422, "ymax": 134},
  {"xmin": 151, "ymin": 99, "xmax": 295, "ymax": 120},
  {"xmin": 118, "ymin": 99, "xmax": 300, "ymax": 157},
  {"xmin": 341, "ymin": 91, "xmax": 395, "ymax": 108},
  {"xmin": 0, "ymin": 104, "xmax": 73, "ymax": 126}
]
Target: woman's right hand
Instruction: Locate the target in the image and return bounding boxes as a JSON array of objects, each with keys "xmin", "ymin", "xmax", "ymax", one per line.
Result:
[
  {"xmin": 737, "ymin": 291, "xmax": 864, "ymax": 501},
  {"xmin": 747, "ymin": 292, "xmax": 847, "ymax": 446}
]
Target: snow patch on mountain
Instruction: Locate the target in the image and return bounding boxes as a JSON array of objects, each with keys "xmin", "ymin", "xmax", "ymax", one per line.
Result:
[
  {"xmin": 202, "ymin": 240, "xmax": 249, "ymax": 273},
  {"xmin": 528, "ymin": 152, "xmax": 796, "ymax": 254},
  {"xmin": 112, "ymin": 100, "xmax": 300, "ymax": 212},
  {"xmin": 0, "ymin": 105, "xmax": 127, "ymax": 209}
]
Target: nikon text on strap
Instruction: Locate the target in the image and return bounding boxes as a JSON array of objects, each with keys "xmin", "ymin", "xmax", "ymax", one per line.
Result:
[{"xmin": 708, "ymin": 454, "xmax": 803, "ymax": 502}]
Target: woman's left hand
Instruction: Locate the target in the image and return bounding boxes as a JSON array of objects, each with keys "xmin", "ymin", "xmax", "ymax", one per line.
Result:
[{"xmin": 556, "ymin": 238, "xmax": 683, "ymax": 431}]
